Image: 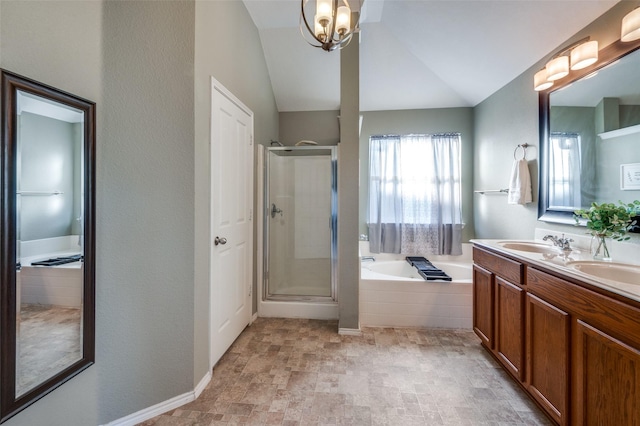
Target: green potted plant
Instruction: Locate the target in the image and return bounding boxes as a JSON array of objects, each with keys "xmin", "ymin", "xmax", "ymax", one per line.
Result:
[{"xmin": 574, "ymin": 200, "xmax": 640, "ymax": 260}]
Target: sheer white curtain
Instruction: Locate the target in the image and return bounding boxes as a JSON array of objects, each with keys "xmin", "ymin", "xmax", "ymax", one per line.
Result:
[
  {"xmin": 549, "ymin": 132, "xmax": 581, "ymax": 210},
  {"xmin": 368, "ymin": 133, "xmax": 463, "ymax": 255}
]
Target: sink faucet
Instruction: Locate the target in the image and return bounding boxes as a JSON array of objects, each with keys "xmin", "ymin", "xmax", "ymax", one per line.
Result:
[
  {"xmin": 543, "ymin": 234, "xmax": 574, "ymax": 251},
  {"xmin": 361, "ymin": 256, "xmax": 376, "ymax": 262}
]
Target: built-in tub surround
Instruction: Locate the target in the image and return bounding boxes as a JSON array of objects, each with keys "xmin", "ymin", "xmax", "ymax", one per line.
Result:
[
  {"xmin": 359, "ymin": 241, "xmax": 473, "ymax": 328},
  {"xmin": 19, "ymin": 235, "xmax": 83, "ymax": 307}
]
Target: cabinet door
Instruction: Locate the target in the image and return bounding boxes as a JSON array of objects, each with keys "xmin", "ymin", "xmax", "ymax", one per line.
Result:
[
  {"xmin": 527, "ymin": 293, "xmax": 569, "ymax": 426},
  {"xmin": 473, "ymin": 265, "xmax": 494, "ymax": 349},
  {"xmin": 496, "ymin": 277, "xmax": 524, "ymax": 381},
  {"xmin": 573, "ymin": 320, "xmax": 640, "ymax": 426}
]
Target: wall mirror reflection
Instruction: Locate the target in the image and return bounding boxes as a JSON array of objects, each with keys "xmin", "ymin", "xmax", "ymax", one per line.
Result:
[
  {"xmin": 538, "ymin": 40, "xmax": 640, "ymax": 225},
  {"xmin": 1, "ymin": 70, "xmax": 95, "ymax": 423}
]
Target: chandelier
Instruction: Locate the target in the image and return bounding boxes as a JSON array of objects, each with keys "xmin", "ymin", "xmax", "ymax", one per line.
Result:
[{"xmin": 300, "ymin": 0, "xmax": 362, "ymax": 52}]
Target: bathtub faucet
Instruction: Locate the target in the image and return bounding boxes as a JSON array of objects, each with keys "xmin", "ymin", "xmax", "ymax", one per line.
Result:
[{"xmin": 361, "ymin": 256, "xmax": 376, "ymax": 262}]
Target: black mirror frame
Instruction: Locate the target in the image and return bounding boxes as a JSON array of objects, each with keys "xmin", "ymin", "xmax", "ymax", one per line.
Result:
[
  {"xmin": 538, "ymin": 38, "xmax": 640, "ymax": 225},
  {"xmin": 0, "ymin": 70, "xmax": 95, "ymax": 423}
]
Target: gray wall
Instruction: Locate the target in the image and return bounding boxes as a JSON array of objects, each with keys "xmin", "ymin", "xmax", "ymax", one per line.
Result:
[
  {"xmin": 1, "ymin": 2, "xmax": 103, "ymax": 424},
  {"xmin": 193, "ymin": 0, "xmax": 279, "ymax": 387},
  {"xmin": 279, "ymin": 110, "xmax": 340, "ymax": 145},
  {"xmin": 338, "ymin": 34, "xmax": 360, "ymax": 331},
  {"xmin": 598, "ymin": 131, "xmax": 640, "ymax": 204},
  {"xmin": 1, "ymin": 0, "xmax": 278, "ymax": 424},
  {"xmin": 474, "ymin": 1, "xmax": 640, "ymax": 242},
  {"xmin": 18, "ymin": 112, "xmax": 78, "ymax": 241},
  {"xmin": 550, "ymin": 106, "xmax": 597, "ymax": 207},
  {"xmin": 358, "ymin": 108, "xmax": 475, "ymax": 241}
]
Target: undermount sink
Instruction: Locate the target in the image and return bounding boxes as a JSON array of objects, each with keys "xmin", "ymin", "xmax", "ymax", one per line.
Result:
[
  {"xmin": 497, "ymin": 241, "xmax": 560, "ymax": 255},
  {"xmin": 566, "ymin": 261, "xmax": 640, "ymax": 285}
]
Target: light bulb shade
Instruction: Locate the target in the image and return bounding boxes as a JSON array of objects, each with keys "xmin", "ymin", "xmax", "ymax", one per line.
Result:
[
  {"xmin": 314, "ymin": 15, "xmax": 327, "ymax": 40},
  {"xmin": 546, "ymin": 56, "xmax": 569, "ymax": 81},
  {"xmin": 534, "ymin": 69, "xmax": 553, "ymax": 91},
  {"xmin": 571, "ymin": 40, "xmax": 598, "ymax": 70},
  {"xmin": 336, "ymin": 5, "xmax": 351, "ymax": 35},
  {"xmin": 622, "ymin": 7, "xmax": 640, "ymax": 42},
  {"xmin": 316, "ymin": 0, "xmax": 333, "ymax": 26}
]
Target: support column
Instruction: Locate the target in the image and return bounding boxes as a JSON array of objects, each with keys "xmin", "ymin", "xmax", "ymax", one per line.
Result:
[{"xmin": 338, "ymin": 33, "xmax": 360, "ymax": 332}]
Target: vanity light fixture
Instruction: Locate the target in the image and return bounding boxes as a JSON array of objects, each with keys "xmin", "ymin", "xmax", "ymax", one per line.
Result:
[
  {"xmin": 546, "ymin": 56, "xmax": 570, "ymax": 81},
  {"xmin": 534, "ymin": 68, "xmax": 554, "ymax": 91},
  {"xmin": 300, "ymin": 0, "xmax": 362, "ymax": 52},
  {"xmin": 570, "ymin": 40, "xmax": 599, "ymax": 70},
  {"xmin": 622, "ymin": 7, "xmax": 640, "ymax": 42},
  {"xmin": 533, "ymin": 37, "xmax": 599, "ymax": 91}
]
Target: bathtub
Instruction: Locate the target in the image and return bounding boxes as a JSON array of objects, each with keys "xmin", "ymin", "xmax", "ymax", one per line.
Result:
[
  {"xmin": 19, "ymin": 236, "xmax": 83, "ymax": 308},
  {"xmin": 359, "ymin": 242, "xmax": 473, "ymax": 329}
]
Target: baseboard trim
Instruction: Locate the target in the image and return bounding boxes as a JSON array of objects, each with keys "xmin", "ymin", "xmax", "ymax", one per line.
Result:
[
  {"xmin": 102, "ymin": 371, "xmax": 212, "ymax": 426},
  {"xmin": 194, "ymin": 370, "xmax": 212, "ymax": 399},
  {"xmin": 338, "ymin": 327, "xmax": 362, "ymax": 336}
]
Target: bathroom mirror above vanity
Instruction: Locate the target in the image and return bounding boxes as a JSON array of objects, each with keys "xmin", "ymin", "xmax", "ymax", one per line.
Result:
[
  {"xmin": 539, "ymin": 38, "xmax": 640, "ymax": 226},
  {"xmin": 1, "ymin": 70, "xmax": 95, "ymax": 422}
]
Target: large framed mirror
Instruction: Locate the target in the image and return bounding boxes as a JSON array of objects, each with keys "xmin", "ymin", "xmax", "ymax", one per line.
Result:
[
  {"xmin": 539, "ymin": 37, "xmax": 640, "ymax": 226},
  {"xmin": 1, "ymin": 70, "xmax": 95, "ymax": 422}
]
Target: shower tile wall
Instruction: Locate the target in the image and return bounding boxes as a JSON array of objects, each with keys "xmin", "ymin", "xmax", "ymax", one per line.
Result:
[{"xmin": 294, "ymin": 157, "xmax": 330, "ymax": 259}]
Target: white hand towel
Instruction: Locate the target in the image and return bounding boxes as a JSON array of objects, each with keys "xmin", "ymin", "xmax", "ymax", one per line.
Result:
[{"xmin": 508, "ymin": 159, "xmax": 532, "ymax": 205}]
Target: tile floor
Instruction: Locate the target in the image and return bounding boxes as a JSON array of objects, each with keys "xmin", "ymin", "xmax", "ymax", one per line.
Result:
[
  {"xmin": 141, "ymin": 318, "xmax": 552, "ymax": 425},
  {"xmin": 17, "ymin": 304, "xmax": 81, "ymax": 395}
]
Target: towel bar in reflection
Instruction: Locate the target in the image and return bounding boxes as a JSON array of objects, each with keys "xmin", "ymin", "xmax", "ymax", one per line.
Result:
[
  {"xmin": 16, "ymin": 190, "xmax": 64, "ymax": 196},
  {"xmin": 474, "ymin": 189, "xmax": 509, "ymax": 195}
]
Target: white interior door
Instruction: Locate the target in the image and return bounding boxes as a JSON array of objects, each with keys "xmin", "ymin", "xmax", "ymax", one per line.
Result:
[{"xmin": 210, "ymin": 77, "xmax": 253, "ymax": 367}]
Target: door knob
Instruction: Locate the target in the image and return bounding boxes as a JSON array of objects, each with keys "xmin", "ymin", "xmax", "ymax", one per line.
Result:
[{"xmin": 214, "ymin": 236, "xmax": 227, "ymax": 246}]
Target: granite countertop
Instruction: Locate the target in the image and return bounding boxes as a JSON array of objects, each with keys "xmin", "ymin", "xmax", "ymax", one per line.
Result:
[{"xmin": 471, "ymin": 239, "xmax": 640, "ymax": 304}]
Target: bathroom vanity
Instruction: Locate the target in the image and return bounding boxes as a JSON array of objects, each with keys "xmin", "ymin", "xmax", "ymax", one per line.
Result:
[{"xmin": 472, "ymin": 240, "xmax": 640, "ymax": 426}]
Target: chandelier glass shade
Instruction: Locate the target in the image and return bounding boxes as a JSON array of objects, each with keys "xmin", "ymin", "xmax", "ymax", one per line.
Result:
[{"xmin": 301, "ymin": 0, "xmax": 361, "ymax": 52}]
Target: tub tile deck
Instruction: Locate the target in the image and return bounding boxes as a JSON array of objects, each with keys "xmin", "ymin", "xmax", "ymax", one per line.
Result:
[{"xmin": 140, "ymin": 318, "xmax": 551, "ymax": 425}]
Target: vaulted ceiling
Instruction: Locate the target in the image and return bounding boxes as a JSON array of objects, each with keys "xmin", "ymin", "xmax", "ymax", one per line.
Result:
[{"xmin": 242, "ymin": 0, "xmax": 619, "ymax": 112}]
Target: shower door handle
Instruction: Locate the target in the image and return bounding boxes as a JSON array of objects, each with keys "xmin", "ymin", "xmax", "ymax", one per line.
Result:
[
  {"xmin": 214, "ymin": 236, "xmax": 227, "ymax": 246},
  {"xmin": 271, "ymin": 203, "xmax": 283, "ymax": 218}
]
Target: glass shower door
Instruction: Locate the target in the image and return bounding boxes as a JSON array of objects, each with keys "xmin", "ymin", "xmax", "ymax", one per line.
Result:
[{"xmin": 264, "ymin": 146, "xmax": 337, "ymax": 301}]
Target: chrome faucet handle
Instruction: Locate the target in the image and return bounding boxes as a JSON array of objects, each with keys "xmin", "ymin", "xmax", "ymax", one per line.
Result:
[
  {"xmin": 543, "ymin": 234, "xmax": 573, "ymax": 251},
  {"xmin": 558, "ymin": 234, "xmax": 574, "ymax": 250}
]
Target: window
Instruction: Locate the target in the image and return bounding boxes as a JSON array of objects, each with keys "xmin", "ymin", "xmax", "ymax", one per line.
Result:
[
  {"xmin": 549, "ymin": 132, "xmax": 581, "ymax": 210},
  {"xmin": 367, "ymin": 133, "xmax": 463, "ymax": 255}
]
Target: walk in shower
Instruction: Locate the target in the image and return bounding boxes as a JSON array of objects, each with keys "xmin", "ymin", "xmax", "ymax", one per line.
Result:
[{"xmin": 259, "ymin": 146, "xmax": 338, "ymax": 319}]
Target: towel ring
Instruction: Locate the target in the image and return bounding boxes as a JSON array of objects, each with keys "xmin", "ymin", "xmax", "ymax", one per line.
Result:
[{"xmin": 513, "ymin": 143, "xmax": 529, "ymax": 160}]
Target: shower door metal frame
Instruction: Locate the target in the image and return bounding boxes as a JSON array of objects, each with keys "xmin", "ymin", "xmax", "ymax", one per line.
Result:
[{"xmin": 263, "ymin": 146, "xmax": 338, "ymax": 302}]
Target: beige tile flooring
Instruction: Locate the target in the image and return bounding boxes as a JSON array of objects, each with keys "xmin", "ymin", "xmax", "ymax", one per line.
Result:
[
  {"xmin": 141, "ymin": 318, "xmax": 552, "ymax": 425},
  {"xmin": 17, "ymin": 304, "xmax": 81, "ymax": 396}
]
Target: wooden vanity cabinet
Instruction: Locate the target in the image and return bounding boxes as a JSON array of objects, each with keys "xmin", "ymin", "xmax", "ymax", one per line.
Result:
[
  {"xmin": 472, "ymin": 265, "xmax": 494, "ymax": 348},
  {"xmin": 473, "ymin": 245, "xmax": 640, "ymax": 426},
  {"xmin": 528, "ymin": 266, "xmax": 640, "ymax": 426},
  {"xmin": 525, "ymin": 291, "xmax": 569, "ymax": 425},
  {"xmin": 496, "ymin": 277, "xmax": 525, "ymax": 380},
  {"xmin": 473, "ymin": 248, "xmax": 525, "ymax": 380}
]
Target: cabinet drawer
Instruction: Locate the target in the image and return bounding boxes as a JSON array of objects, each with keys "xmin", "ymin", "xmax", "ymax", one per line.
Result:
[{"xmin": 473, "ymin": 247, "xmax": 524, "ymax": 284}]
